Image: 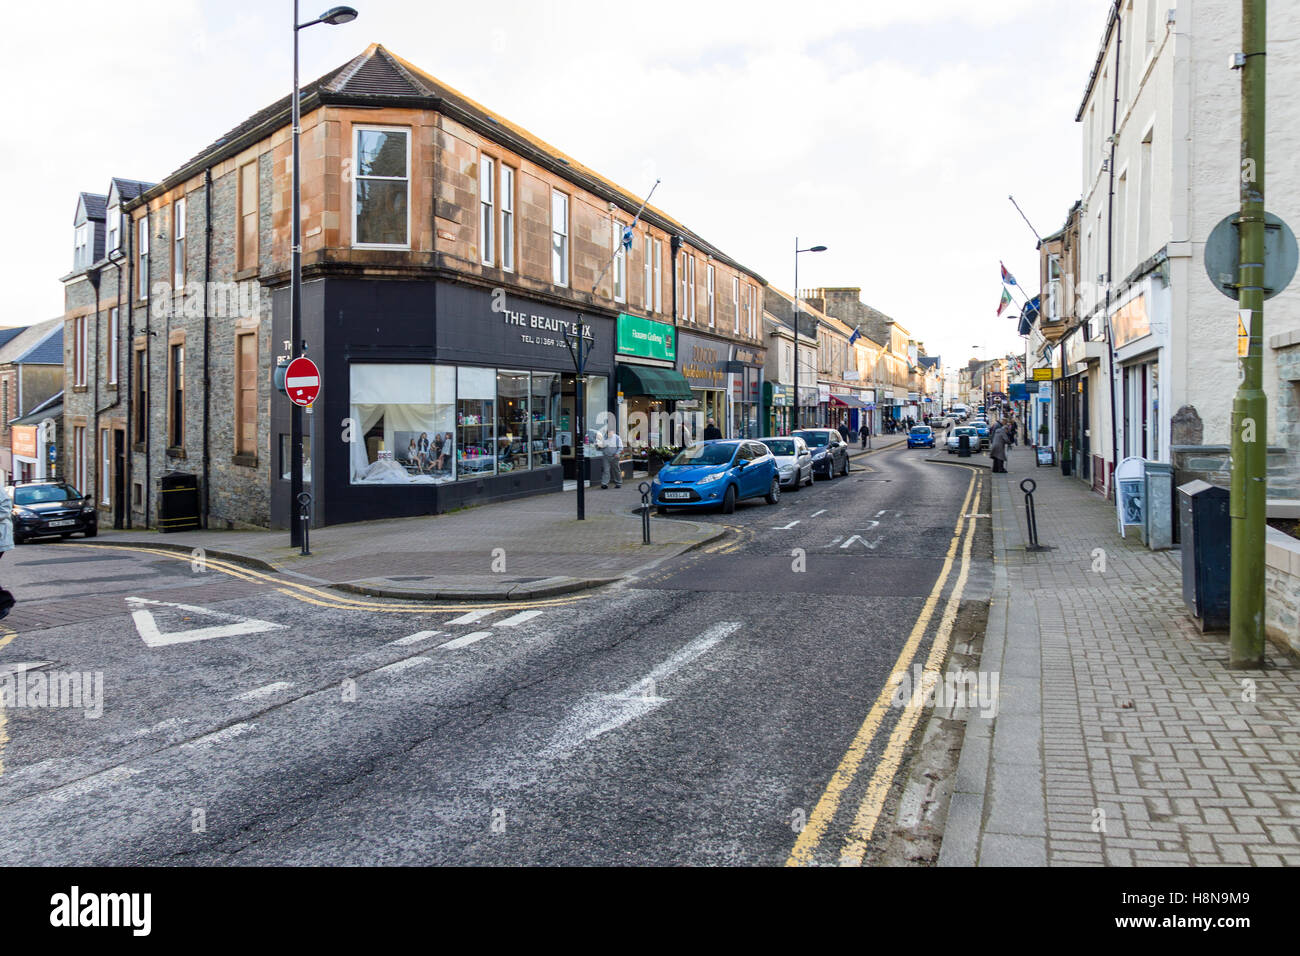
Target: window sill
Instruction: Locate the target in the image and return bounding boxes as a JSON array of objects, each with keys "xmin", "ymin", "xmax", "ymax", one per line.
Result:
[
  {"xmin": 167, "ymin": 446, "xmax": 187, "ymax": 459},
  {"xmin": 234, "ymin": 267, "xmax": 259, "ymax": 281},
  {"xmin": 72, "ymin": 385, "xmax": 88, "ymax": 393},
  {"xmin": 132, "ymin": 442, "xmax": 147, "ymax": 454},
  {"xmin": 232, "ymin": 453, "xmax": 258, "ymax": 468}
]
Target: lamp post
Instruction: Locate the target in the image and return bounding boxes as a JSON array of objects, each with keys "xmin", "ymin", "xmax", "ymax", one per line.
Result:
[
  {"xmin": 792, "ymin": 239, "xmax": 827, "ymax": 430},
  {"xmin": 289, "ymin": 3, "xmax": 357, "ymax": 546}
]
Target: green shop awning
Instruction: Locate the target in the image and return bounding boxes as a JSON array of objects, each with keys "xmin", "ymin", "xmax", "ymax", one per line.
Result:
[{"xmin": 617, "ymin": 364, "xmax": 694, "ymax": 401}]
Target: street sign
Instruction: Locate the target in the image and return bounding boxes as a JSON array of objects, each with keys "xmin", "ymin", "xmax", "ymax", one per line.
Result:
[
  {"xmin": 1204, "ymin": 211, "xmax": 1298, "ymax": 300},
  {"xmin": 285, "ymin": 356, "xmax": 321, "ymax": 407},
  {"xmin": 1032, "ymin": 368, "xmax": 1053, "ymax": 381}
]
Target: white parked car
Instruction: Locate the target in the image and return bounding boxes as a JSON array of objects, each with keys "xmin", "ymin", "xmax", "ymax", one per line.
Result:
[
  {"xmin": 946, "ymin": 425, "xmax": 980, "ymax": 454},
  {"xmin": 759, "ymin": 436, "xmax": 814, "ymax": 489}
]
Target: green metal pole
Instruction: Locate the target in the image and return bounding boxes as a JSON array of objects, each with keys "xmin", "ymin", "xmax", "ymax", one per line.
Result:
[{"xmin": 1229, "ymin": 0, "xmax": 1266, "ymax": 668}]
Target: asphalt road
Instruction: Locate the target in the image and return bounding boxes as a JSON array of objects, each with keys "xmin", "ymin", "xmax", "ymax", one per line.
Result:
[{"xmin": 0, "ymin": 445, "xmax": 992, "ymax": 866}]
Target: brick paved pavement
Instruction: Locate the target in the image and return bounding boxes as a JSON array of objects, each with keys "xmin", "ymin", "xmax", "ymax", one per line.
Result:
[{"xmin": 941, "ymin": 444, "xmax": 1300, "ymax": 867}]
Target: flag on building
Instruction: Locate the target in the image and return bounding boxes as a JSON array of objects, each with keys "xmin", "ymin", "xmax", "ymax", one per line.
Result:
[
  {"xmin": 849, "ymin": 327, "xmax": 861, "ymax": 346},
  {"xmin": 1000, "ymin": 261, "xmax": 1017, "ymax": 286},
  {"xmin": 997, "ymin": 287, "xmax": 1012, "ymax": 316}
]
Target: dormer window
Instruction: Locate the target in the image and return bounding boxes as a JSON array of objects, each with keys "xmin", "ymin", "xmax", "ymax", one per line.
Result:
[
  {"xmin": 74, "ymin": 222, "xmax": 91, "ymax": 271},
  {"xmin": 107, "ymin": 204, "xmax": 120, "ymax": 254}
]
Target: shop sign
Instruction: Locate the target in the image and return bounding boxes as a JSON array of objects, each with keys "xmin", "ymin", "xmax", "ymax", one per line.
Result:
[
  {"xmin": 818, "ymin": 384, "xmax": 831, "ymax": 403},
  {"xmin": 616, "ymin": 313, "xmax": 675, "ymax": 362},
  {"xmin": 12, "ymin": 425, "xmax": 37, "ymax": 459},
  {"xmin": 768, "ymin": 384, "xmax": 791, "ymax": 406},
  {"xmin": 1112, "ymin": 293, "xmax": 1151, "ymax": 348},
  {"xmin": 1115, "ymin": 456, "xmax": 1146, "ymax": 538},
  {"xmin": 1038, "ymin": 383, "xmax": 1052, "ymax": 401},
  {"xmin": 678, "ymin": 333, "xmax": 728, "ymax": 388},
  {"xmin": 798, "ymin": 386, "xmax": 820, "ymax": 407},
  {"xmin": 440, "ymin": 283, "xmax": 608, "ymax": 370},
  {"xmin": 1032, "ymin": 367, "xmax": 1053, "ymax": 381}
]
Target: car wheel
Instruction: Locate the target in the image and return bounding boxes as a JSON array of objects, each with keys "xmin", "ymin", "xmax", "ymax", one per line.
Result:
[
  {"xmin": 805, "ymin": 469, "xmax": 814, "ymax": 487},
  {"xmin": 13, "ymin": 535, "xmax": 24, "ymax": 546},
  {"xmin": 766, "ymin": 478, "xmax": 781, "ymax": 505},
  {"xmin": 721, "ymin": 485, "xmax": 737, "ymax": 514},
  {"xmin": 84, "ymin": 526, "xmax": 98, "ymax": 539},
  {"xmin": 840, "ymin": 455, "xmax": 849, "ymax": 476}
]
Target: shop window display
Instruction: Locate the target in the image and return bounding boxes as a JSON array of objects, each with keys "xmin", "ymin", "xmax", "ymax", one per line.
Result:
[
  {"xmin": 496, "ymin": 370, "xmax": 531, "ymax": 473},
  {"xmin": 531, "ymin": 372, "xmax": 560, "ymax": 469},
  {"xmin": 349, "ymin": 364, "xmax": 456, "ymax": 484},
  {"xmin": 458, "ymin": 366, "xmax": 497, "ymax": 478}
]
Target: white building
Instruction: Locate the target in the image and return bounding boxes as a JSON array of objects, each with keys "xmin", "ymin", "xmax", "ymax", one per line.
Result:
[{"xmin": 1075, "ymin": 0, "xmax": 1300, "ymax": 488}]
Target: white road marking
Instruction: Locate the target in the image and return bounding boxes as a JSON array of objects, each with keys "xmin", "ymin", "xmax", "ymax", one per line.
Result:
[
  {"xmin": 48, "ymin": 766, "xmax": 142, "ymax": 803},
  {"xmin": 0, "ymin": 661, "xmax": 53, "ymax": 678},
  {"xmin": 126, "ymin": 597, "xmax": 286, "ymax": 648},
  {"xmin": 840, "ymin": 535, "xmax": 879, "ymax": 550},
  {"xmin": 876, "ymin": 510, "xmax": 888, "ymax": 517},
  {"xmin": 773, "ymin": 520, "xmax": 802, "ymax": 530},
  {"xmin": 830, "ymin": 536, "xmax": 843, "ymax": 546},
  {"xmin": 233, "ymin": 681, "xmax": 294, "ymax": 702},
  {"xmin": 181, "ymin": 722, "xmax": 255, "ymax": 750},
  {"xmin": 390, "ymin": 630, "xmax": 442, "ymax": 646},
  {"xmin": 544, "ymin": 621, "xmax": 741, "ymax": 756},
  {"xmin": 447, "ymin": 609, "xmax": 493, "ymax": 626},
  {"xmin": 496, "ymin": 610, "xmax": 543, "ymax": 628},
  {"xmin": 438, "ymin": 631, "xmax": 492, "ymax": 650},
  {"xmin": 375, "ymin": 656, "xmax": 432, "ymax": 675},
  {"xmin": 810, "ymin": 509, "xmax": 828, "ymax": 518}
]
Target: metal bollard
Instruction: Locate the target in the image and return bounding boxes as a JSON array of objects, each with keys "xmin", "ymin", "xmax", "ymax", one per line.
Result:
[
  {"xmin": 638, "ymin": 481, "xmax": 653, "ymax": 545},
  {"xmin": 297, "ymin": 491, "xmax": 313, "ymax": 556},
  {"xmin": 1019, "ymin": 478, "xmax": 1051, "ymax": 552}
]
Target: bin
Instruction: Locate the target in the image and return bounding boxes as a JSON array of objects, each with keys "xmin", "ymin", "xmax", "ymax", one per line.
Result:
[
  {"xmin": 158, "ymin": 471, "xmax": 200, "ymax": 533},
  {"xmin": 958, "ymin": 434, "xmax": 971, "ymax": 458},
  {"xmin": 1177, "ymin": 479, "xmax": 1229, "ymax": 632}
]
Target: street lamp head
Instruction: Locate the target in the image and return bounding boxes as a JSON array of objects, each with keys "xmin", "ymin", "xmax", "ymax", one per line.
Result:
[
  {"xmin": 809, "ymin": 245, "xmax": 827, "ymax": 253},
  {"xmin": 319, "ymin": 6, "xmax": 358, "ymax": 25}
]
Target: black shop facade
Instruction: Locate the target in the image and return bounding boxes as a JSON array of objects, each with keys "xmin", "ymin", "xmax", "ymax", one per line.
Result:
[{"xmin": 271, "ymin": 278, "xmax": 615, "ymax": 529}]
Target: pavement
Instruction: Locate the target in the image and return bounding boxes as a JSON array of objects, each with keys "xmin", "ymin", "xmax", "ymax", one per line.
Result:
[
  {"xmin": 93, "ymin": 433, "xmax": 909, "ymax": 601},
  {"xmin": 939, "ymin": 444, "xmax": 1300, "ymax": 866}
]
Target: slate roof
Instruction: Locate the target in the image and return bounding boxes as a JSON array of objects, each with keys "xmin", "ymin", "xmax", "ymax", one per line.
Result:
[
  {"xmin": 137, "ymin": 44, "xmax": 764, "ymax": 284},
  {"xmin": 79, "ymin": 192, "xmax": 107, "ymax": 222},
  {"xmin": 0, "ymin": 318, "xmax": 63, "ymax": 366},
  {"xmin": 110, "ymin": 178, "xmax": 155, "ymax": 202},
  {"xmin": 17, "ymin": 328, "xmax": 63, "ymax": 365},
  {"xmin": 13, "ymin": 392, "xmax": 62, "ymax": 427},
  {"xmin": 0, "ymin": 328, "xmax": 24, "ymax": 350}
]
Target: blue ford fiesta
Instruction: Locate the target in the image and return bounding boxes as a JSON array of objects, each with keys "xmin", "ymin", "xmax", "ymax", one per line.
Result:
[{"xmin": 652, "ymin": 440, "xmax": 781, "ymax": 514}]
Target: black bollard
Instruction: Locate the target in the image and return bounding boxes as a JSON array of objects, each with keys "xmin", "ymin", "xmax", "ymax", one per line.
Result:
[
  {"xmin": 638, "ymin": 481, "xmax": 653, "ymax": 545},
  {"xmin": 1019, "ymin": 478, "xmax": 1051, "ymax": 552},
  {"xmin": 297, "ymin": 491, "xmax": 313, "ymax": 556}
]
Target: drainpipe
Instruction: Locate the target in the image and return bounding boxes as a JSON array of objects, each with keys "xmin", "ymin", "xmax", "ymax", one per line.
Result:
[
  {"xmin": 87, "ymin": 265, "xmax": 101, "ymax": 500},
  {"xmin": 203, "ymin": 167, "xmax": 213, "ymax": 529},
  {"xmin": 144, "ymin": 206, "xmax": 154, "ymax": 530},
  {"xmin": 125, "ymin": 216, "xmax": 134, "ymax": 528},
  {"xmin": 1103, "ymin": 11, "xmax": 1122, "ymax": 496}
]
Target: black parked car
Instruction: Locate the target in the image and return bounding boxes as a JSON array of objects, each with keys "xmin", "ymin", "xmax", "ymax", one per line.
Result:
[
  {"xmin": 792, "ymin": 428, "xmax": 850, "ymax": 479},
  {"xmin": 8, "ymin": 481, "xmax": 98, "ymax": 544}
]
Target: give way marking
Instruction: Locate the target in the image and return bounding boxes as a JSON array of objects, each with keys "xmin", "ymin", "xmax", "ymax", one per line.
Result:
[
  {"xmin": 544, "ymin": 621, "xmax": 741, "ymax": 757},
  {"xmin": 126, "ymin": 597, "xmax": 287, "ymax": 648}
]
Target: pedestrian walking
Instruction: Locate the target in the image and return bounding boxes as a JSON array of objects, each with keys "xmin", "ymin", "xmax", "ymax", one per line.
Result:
[
  {"xmin": 989, "ymin": 421, "xmax": 1010, "ymax": 474},
  {"xmin": 598, "ymin": 426, "xmax": 624, "ymax": 489},
  {"xmin": 0, "ymin": 484, "xmax": 15, "ymax": 619},
  {"xmin": 859, "ymin": 421, "xmax": 870, "ymax": 449},
  {"xmin": 703, "ymin": 418, "xmax": 723, "ymax": 441},
  {"xmin": 837, "ymin": 419, "xmax": 850, "ymax": 443}
]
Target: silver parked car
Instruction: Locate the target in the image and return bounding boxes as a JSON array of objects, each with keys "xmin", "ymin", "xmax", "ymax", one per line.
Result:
[
  {"xmin": 946, "ymin": 425, "xmax": 981, "ymax": 454},
  {"xmin": 759, "ymin": 436, "xmax": 814, "ymax": 489}
]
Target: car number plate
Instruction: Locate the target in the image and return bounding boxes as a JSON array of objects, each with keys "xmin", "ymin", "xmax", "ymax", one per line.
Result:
[
  {"xmin": 662, "ymin": 491, "xmax": 691, "ymax": 500},
  {"xmin": 48, "ymin": 519, "xmax": 77, "ymax": 528}
]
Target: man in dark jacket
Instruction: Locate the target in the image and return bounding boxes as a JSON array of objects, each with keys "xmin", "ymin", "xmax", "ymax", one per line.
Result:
[
  {"xmin": 859, "ymin": 422, "xmax": 870, "ymax": 448},
  {"xmin": 702, "ymin": 418, "xmax": 723, "ymax": 441},
  {"xmin": 837, "ymin": 420, "xmax": 850, "ymax": 442}
]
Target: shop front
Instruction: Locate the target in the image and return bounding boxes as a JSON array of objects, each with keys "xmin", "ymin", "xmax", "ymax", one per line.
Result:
[
  {"xmin": 728, "ymin": 344, "xmax": 764, "ymax": 439},
  {"xmin": 1111, "ymin": 281, "xmax": 1170, "ymax": 466},
  {"xmin": 614, "ymin": 313, "xmax": 691, "ymax": 450},
  {"xmin": 679, "ymin": 331, "xmax": 732, "ymax": 439},
  {"xmin": 274, "ymin": 278, "xmax": 616, "ymax": 528},
  {"xmin": 829, "ymin": 390, "xmax": 869, "ymax": 433},
  {"xmin": 765, "ymin": 382, "xmax": 793, "ymax": 435},
  {"xmin": 795, "ymin": 386, "xmax": 820, "ymax": 430}
]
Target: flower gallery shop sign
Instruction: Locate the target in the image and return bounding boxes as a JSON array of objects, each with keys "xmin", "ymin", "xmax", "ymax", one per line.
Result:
[{"xmin": 616, "ymin": 313, "xmax": 676, "ymax": 362}]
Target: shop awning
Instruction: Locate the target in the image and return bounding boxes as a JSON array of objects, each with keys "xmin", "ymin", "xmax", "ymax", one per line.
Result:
[
  {"xmin": 617, "ymin": 364, "xmax": 694, "ymax": 400},
  {"xmin": 829, "ymin": 394, "xmax": 868, "ymax": 409}
]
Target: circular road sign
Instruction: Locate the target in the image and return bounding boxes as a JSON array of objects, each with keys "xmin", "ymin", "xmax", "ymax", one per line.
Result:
[
  {"xmin": 285, "ymin": 356, "xmax": 321, "ymax": 407},
  {"xmin": 1204, "ymin": 211, "xmax": 1298, "ymax": 300}
]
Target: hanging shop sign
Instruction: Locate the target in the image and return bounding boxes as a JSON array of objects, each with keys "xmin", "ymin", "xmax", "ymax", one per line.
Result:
[{"xmin": 616, "ymin": 313, "xmax": 676, "ymax": 362}]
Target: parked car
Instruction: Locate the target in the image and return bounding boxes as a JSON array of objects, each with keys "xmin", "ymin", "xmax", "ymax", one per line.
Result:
[
  {"xmin": 907, "ymin": 425, "xmax": 936, "ymax": 449},
  {"xmin": 759, "ymin": 436, "xmax": 814, "ymax": 489},
  {"xmin": 652, "ymin": 440, "xmax": 781, "ymax": 514},
  {"xmin": 946, "ymin": 426, "xmax": 980, "ymax": 454},
  {"xmin": 792, "ymin": 428, "xmax": 851, "ymax": 479},
  {"xmin": 8, "ymin": 481, "xmax": 98, "ymax": 543},
  {"xmin": 970, "ymin": 419, "xmax": 991, "ymax": 446}
]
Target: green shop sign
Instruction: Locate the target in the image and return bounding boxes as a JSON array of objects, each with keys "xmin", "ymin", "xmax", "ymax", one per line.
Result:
[{"xmin": 616, "ymin": 313, "xmax": 676, "ymax": 362}]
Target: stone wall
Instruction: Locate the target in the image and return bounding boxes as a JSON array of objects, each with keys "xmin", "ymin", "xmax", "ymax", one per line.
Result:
[
  {"xmin": 1265, "ymin": 526, "xmax": 1300, "ymax": 655},
  {"xmin": 1171, "ymin": 444, "xmax": 1300, "ymax": 500}
]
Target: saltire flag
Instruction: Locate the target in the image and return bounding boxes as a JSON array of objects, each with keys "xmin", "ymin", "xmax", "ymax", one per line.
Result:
[
  {"xmin": 997, "ymin": 286, "xmax": 1013, "ymax": 316},
  {"xmin": 1000, "ymin": 261, "xmax": 1018, "ymax": 286},
  {"xmin": 848, "ymin": 327, "xmax": 861, "ymax": 346}
]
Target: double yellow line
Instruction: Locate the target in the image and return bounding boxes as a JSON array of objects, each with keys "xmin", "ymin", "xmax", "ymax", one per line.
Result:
[
  {"xmin": 785, "ymin": 466, "xmax": 984, "ymax": 867},
  {"xmin": 75, "ymin": 544, "xmax": 589, "ymax": 615}
]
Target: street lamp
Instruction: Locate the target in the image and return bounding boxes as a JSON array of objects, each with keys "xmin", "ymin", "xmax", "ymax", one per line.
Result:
[
  {"xmin": 792, "ymin": 239, "xmax": 827, "ymax": 431},
  {"xmin": 289, "ymin": 3, "xmax": 358, "ymax": 546}
]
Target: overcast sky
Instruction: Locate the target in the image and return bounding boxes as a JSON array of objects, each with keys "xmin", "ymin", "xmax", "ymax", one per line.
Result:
[{"xmin": 1, "ymin": 0, "xmax": 1106, "ymax": 366}]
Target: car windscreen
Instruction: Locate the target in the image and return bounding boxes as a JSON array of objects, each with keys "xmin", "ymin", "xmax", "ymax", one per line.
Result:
[
  {"xmin": 670, "ymin": 444, "xmax": 737, "ymax": 467},
  {"xmin": 910, "ymin": 427, "xmax": 931, "ymax": 434},
  {"xmin": 793, "ymin": 431, "xmax": 829, "ymax": 447},
  {"xmin": 762, "ymin": 440, "xmax": 796, "ymax": 456},
  {"xmin": 14, "ymin": 484, "xmax": 81, "ymax": 505}
]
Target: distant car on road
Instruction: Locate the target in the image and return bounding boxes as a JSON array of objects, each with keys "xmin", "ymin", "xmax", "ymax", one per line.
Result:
[
  {"xmin": 907, "ymin": 425, "xmax": 936, "ymax": 449},
  {"xmin": 8, "ymin": 481, "xmax": 98, "ymax": 544},
  {"xmin": 946, "ymin": 426, "xmax": 980, "ymax": 454},
  {"xmin": 792, "ymin": 428, "xmax": 850, "ymax": 480},
  {"xmin": 759, "ymin": 436, "xmax": 814, "ymax": 489},
  {"xmin": 652, "ymin": 440, "xmax": 781, "ymax": 514}
]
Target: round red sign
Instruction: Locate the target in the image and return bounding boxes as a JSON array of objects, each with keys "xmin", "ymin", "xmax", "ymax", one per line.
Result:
[{"xmin": 285, "ymin": 357, "xmax": 321, "ymax": 407}]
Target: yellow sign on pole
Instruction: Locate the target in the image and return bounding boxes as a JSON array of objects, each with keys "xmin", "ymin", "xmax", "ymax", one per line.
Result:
[
  {"xmin": 1238, "ymin": 309, "xmax": 1251, "ymax": 357},
  {"xmin": 1032, "ymin": 367, "xmax": 1053, "ymax": 381}
]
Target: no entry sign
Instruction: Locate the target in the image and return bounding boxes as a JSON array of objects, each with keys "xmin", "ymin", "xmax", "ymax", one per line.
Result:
[{"xmin": 285, "ymin": 357, "xmax": 321, "ymax": 407}]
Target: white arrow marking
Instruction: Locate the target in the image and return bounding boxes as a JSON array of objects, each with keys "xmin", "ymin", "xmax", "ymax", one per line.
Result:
[
  {"xmin": 233, "ymin": 681, "xmax": 294, "ymax": 702},
  {"xmin": 438, "ymin": 631, "xmax": 492, "ymax": 650},
  {"xmin": 391, "ymin": 630, "xmax": 442, "ymax": 646},
  {"xmin": 840, "ymin": 535, "xmax": 878, "ymax": 550},
  {"xmin": 544, "ymin": 621, "xmax": 741, "ymax": 757},
  {"xmin": 497, "ymin": 610, "xmax": 543, "ymax": 627},
  {"xmin": 447, "ymin": 609, "xmax": 493, "ymax": 626},
  {"xmin": 773, "ymin": 520, "xmax": 802, "ymax": 530},
  {"xmin": 0, "ymin": 661, "xmax": 53, "ymax": 678},
  {"xmin": 810, "ymin": 509, "xmax": 828, "ymax": 518},
  {"xmin": 126, "ymin": 597, "xmax": 287, "ymax": 647}
]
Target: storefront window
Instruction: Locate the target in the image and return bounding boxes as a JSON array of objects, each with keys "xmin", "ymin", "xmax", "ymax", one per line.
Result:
[
  {"xmin": 531, "ymin": 372, "xmax": 560, "ymax": 469},
  {"xmin": 496, "ymin": 370, "xmax": 531, "ymax": 473},
  {"xmin": 458, "ymin": 366, "xmax": 496, "ymax": 479},
  {"xmin": 349, "ymin": 364, "xmax": 455, "ymax": 484}
]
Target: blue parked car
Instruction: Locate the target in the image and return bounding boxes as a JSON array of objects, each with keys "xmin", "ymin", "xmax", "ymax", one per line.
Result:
[
  {"xmin": 906, "ymin": 425, "xmax": 935, "ymax": 449},
  {"xmin": 652, "ymin": 440, "xmax": 781, "ymax": 514}
]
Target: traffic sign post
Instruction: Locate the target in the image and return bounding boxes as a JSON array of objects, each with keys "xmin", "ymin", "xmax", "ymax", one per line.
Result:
[{"xmin": 285, "ymin": 356, "xmax": 321, "ymax": 407}]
